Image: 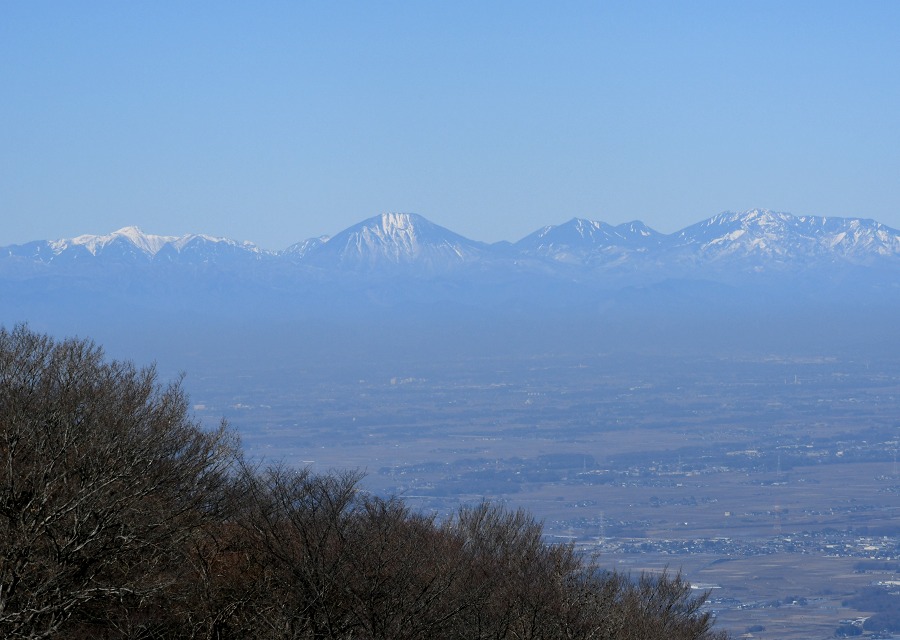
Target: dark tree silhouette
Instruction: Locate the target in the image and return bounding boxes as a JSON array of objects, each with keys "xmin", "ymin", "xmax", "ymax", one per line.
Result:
[{"xmin": 0, "ymin": 325, "xmax": 235, "ymax": 638}]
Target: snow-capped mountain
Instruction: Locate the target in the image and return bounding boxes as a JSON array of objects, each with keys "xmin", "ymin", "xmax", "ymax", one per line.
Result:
[
  {"xmin": 52, "ymin": 226, "xmax": 182, "ymax": 257},
  {"xmin": 515, "ymin": 218, "xmax": 664, "ymax": 265},
  {"xmin": 282, "ymin": 236, "xmax": 330, "ymax": 260},
  {"xmin": 3, "ymin": 211, "xmax": 899, "ymax": 285},
  {"xmin": 673, "ymin": 209, "xmax": 900, "ymax": 265},
  {"xmin": 300, "ymin": 213, "xmax": 489, "ymax": 270},
  {"xmin": 5, "ymin": 226, "xmax": 269, "ymax": 264}
]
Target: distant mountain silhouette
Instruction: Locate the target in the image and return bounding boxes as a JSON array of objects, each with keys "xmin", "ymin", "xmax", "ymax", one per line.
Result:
[{"xmin": 3, "ymin": 210, "xmax": 900, "ymax": 302}]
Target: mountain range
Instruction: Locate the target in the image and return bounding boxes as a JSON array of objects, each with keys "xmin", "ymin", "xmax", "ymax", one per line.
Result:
[
  {"xmin": 3, "ymin": 209, "xmax": 900, "ymax": 363},
  {"xmin": 4, "ymin": 209, "xmax": 900, "ymax": 280}
]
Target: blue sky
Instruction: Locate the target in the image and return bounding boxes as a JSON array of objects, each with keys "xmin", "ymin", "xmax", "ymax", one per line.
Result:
[{"xmin": 2, "ymin": 1, "xmax": 899, "ymax": 249}]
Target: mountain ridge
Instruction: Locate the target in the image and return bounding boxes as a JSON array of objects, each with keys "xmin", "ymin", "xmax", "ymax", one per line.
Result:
[{"xmin": 4, "ymin": 210, "xmax": 900, "ymax": 281}]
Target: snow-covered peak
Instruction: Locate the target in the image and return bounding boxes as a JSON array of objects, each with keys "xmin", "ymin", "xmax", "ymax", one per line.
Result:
[
  {"xmin": 305, "ymin": 212, "xmax": 485, "ymax": 269},
  {"xmin": 48, "ymin": 227, "xmax": 263, "ymax": 258},
  {"xmin": 570, "ymin": 218, "xmax": 606, "ymax": 237},
  {"xmin": 678, "ymin": 209, "xmax": 791, "ymax": 244},
  {"xmin": 378, "ymin": 212, "xmax": 417, "ymax": 232},
  {"xmin": 360, "ymin": 212, "xmax": 445, "ymax": 250},
  {"xmin": 676, "ymin": 209, "xmax": 900, "ymax": 262},
  {"xmin": 365, "ymin": 213, "xmax": 422, "ymax": 249},
  {"xmin": 618, "ymin": 221, "xmax": 657, "ymax": 237},
  {"xmin": 702, "ymin": 209, "xmax": 791, "ymax": 229},
  {"xmin": 515, "ymin": 217, "xmax": 663, "ymax": 260},
  {"xmin": 51, "ymin": 226, "xmax": 178, "ymax": 256},
  {"xmin": 283, "ymin": 236, "xmax": 330, "ymax": 258}
]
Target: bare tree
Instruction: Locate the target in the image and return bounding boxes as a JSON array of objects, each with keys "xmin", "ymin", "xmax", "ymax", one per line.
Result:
[
  {"xmin": 0, "ymin": 325, "xmax": 236, "ymax": 639},
  {"xmin": 340, "ymin": 495, "xmax": 470, "ymax": 640},
  {"xmin": 447, "ymin": 502, "xmax": 727, "ymax": 640},
  {"xmin": 234, "ymin": 463, "xmax": 363, "ymax": 639},
  {"xmin": 448, "ymin": 502, "xmax": 569, "ymax": 640},
  {"xmin": 609, "ymin": 568, "xmax": 726, "ymax": 640}
]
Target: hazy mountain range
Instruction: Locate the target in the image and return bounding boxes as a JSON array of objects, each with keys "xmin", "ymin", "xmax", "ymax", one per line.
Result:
[
  {"xmin": 4, "ymin": 209, "xmax": 900, "ymax": 280},
  {"xmin": 3, "ymin": 208, "xmax": 899, "ymax": 363}
]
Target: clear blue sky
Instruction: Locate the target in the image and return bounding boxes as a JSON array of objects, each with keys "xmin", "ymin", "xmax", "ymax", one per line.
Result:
[{"xmin": 2, "ymin": 1, "xmax": 899, "ymax": 249}]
